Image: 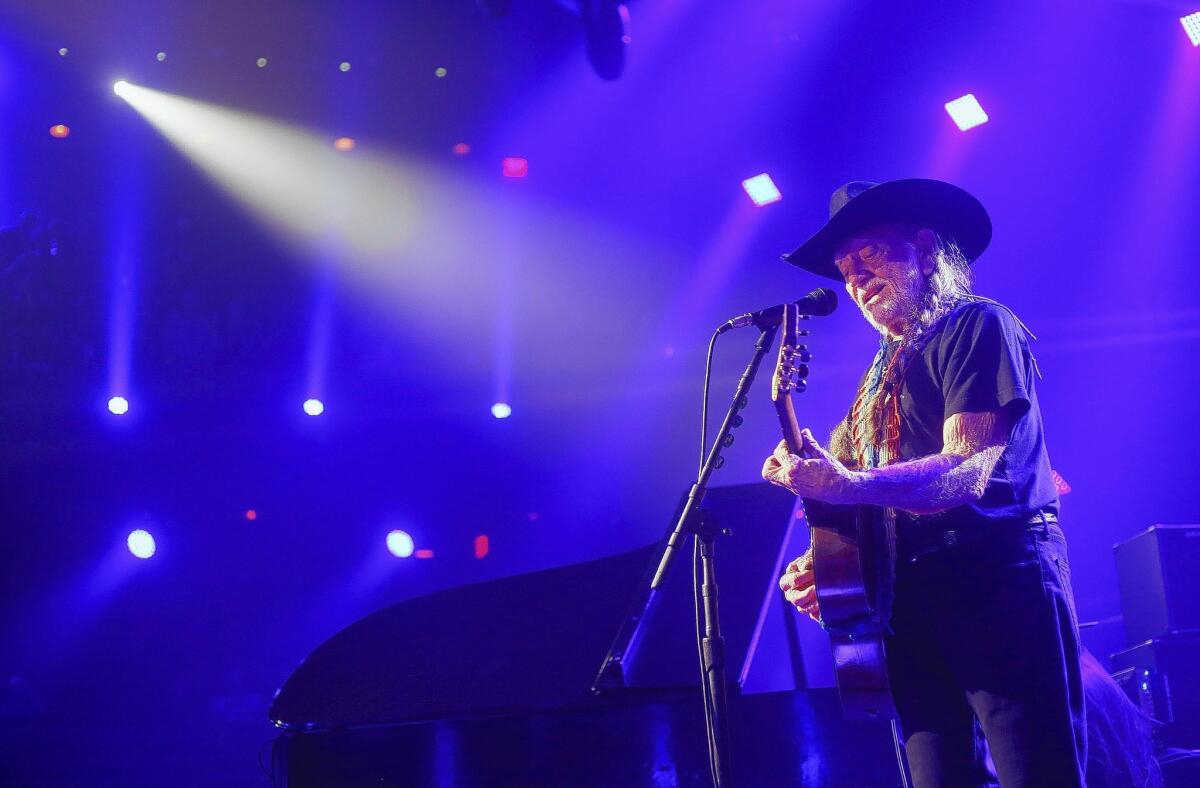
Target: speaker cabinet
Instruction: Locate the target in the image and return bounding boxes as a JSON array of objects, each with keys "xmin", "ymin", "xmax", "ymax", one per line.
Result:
[{"xmin": 1113, "ymin": 524, "xmax": 1200, "ymax": 644}]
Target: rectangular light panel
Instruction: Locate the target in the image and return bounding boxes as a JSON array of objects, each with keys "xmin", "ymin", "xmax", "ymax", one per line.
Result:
[
  {"xmin": 944, "ymin": 93, "xmax": 989, "ymax": 131},
  {"xmin": 1182, "ymin": 12, "xmax": 1200, "ymax": 46},
  {"xmin": 741, "ymin": 173, "xmax": 782, "ymax": 206}
]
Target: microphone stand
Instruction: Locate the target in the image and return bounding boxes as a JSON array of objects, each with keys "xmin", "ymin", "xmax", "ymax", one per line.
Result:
[{"xmin": 651, "ymin": 323, "xmax": 779, "ymax": 788}]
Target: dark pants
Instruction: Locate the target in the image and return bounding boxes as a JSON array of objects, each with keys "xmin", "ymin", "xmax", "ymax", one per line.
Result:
[{"xmin": 885, "ymin": 519, "xmax": 1086, "ymax": 787}]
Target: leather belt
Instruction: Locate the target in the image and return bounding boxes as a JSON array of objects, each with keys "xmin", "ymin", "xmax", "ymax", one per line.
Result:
[{"xmin": 900, "ymin": 509, "xmax": 1058, "ymax": 557}]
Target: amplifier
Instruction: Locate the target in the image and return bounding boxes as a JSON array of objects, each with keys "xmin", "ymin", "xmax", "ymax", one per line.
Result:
[
  {"xmin": 1113, "ymin": 524, "xmax": 1200, "ymax": 644},
  {"xmin": 1111, "ymin": 633, "xmax": 1200, "ymax": 749}
]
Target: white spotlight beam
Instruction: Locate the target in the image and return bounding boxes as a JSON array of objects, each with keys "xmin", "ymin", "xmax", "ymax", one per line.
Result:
[
  {"xmin": 113, "ymin": 82, "xmax": 681, "ymax": 387},
  {"xmin": 114, "ymin": 82, "xmax": 417, "ymax": 257}
]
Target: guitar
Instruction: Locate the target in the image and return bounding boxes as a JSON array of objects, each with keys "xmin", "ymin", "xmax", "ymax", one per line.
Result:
[{"xmin": 770, "ymin": 302, "xmax": 898, "ymax": 721}]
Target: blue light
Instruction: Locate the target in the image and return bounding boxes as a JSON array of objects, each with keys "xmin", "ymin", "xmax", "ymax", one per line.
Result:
[
  {"xmin": 127, "ymin": 529, "xmax": 156, "ymax": 559},
  {"xmin": 387, "ymin": 530, "xmax": 415, "ymax": 558},
  {"xmin": 303, "ymin": 398, "xmax": 324, "ymax": 416},
  {"xmin": 491, "ymin": 402, "xmax": 512, "ymax": 419},
  {"xmin": 741, "ymin": 174, "xmax": 782, "ymax": 207},
  {"xmin": 944, "ymin": 93, "xmax": 989, "ymax": 131},
  {"xmin": 108, "ymin": 396, "xmax": 129, "ymax": 415}
]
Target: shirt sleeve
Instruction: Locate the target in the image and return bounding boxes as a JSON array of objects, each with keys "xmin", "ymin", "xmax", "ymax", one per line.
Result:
[{"xmin": 938, "ymin": 302, "xmax": 1031, "ymax": 422}]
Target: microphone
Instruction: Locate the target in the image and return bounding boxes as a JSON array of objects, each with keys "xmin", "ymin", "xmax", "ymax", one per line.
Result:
[{"xmin": 718, "ymin": 287, "xmax": 838, "ymax": 333}]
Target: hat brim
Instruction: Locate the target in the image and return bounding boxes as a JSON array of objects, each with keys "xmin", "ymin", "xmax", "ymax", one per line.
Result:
[{"xmin": 781, "ymin": 179, "xmax": 992, "ymax": 281}]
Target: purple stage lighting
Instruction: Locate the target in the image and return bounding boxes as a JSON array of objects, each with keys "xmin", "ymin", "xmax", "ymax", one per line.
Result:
[
  {"xmin": 944, "ymin": 93, "xmax": 989, "ymax": 131},
  {"xmin": 502, "ymin": 157, "xmax": 528, "ymax": 178},
  {"xmin": 127, "ymin": 529, "xmax": 156, "ymax": 559},
  {"xmin": 107, "ymin": 396, "xmax": 129, "ymax": 415},
  {"xmin": 1183, "ymin": 12, "xmax": 1200, "ymax": 46},
  {"xmin": 491, "ymin": 402, "xmax": 512, "ymax": 419},
  {"xmin": 387, "ymin": 529, "xmax": 415, "ymax": 558},
  {"xmin": 303, "ymin": 398, "xmax": 324, "ymax": 416},
  {"xmin": 741, "ymin": 174, "xmax": 782, "ymax": 207}
]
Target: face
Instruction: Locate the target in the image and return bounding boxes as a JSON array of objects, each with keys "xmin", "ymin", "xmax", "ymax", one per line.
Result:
[{"xmin": 833, "ymin": 223, "xmax": 936, "ymax": 337}]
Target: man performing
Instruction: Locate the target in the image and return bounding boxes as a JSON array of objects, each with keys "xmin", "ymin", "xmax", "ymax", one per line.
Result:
[{"xmin": 761, "ymin": 179, "xmax": 1085, "ymax": 786}]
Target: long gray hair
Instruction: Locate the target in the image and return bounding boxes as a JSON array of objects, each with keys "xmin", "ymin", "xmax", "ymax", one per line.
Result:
[
  {"xmin": 904, "ymin": 236, "xmax": 974, "ymax": 345},
  {"xmin": 828, "ymin": 234, "xmax": 974, "ymax": 467}
]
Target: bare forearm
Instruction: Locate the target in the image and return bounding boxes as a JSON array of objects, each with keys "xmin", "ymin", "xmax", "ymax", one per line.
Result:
[{"xmin": 843, "ymin": 446, "xmax": 1003, "ymax": 514}]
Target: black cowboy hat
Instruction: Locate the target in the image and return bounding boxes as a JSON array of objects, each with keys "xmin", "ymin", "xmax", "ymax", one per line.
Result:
[{"xmin": 781, "ymin": 178, "xmax": 992, "ymax": 281}]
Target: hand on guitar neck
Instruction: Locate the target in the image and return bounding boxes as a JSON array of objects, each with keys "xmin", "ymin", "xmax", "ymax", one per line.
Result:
[{"xmin": 761, "ymin": 428, "xmax": 862, "ymax": 505}]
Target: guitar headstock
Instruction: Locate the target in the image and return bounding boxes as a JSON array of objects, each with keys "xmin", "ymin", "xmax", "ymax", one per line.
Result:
[{"xmin": 771, "ymin": 302, "xmax": 812, "ymax": 403}]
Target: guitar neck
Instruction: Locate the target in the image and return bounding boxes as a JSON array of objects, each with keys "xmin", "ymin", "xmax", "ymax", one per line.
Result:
[{"xmin": 774, "ymin": 395, "xmax": 805, "ymax": 457}]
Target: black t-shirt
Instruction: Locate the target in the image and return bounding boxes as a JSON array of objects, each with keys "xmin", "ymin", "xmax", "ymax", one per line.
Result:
[{"xmin": 887, "ymin": 300, "xmax": 1059, "ymax": 525}]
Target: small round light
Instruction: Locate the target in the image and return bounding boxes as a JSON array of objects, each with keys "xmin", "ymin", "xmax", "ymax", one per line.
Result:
[
  {"xmin": 256, "ymin": 57, "xmax": 268, "ymax": 68},
  {"xmin": 333, "ymin": 136, "xmax": 356, "ymax": 152},
  {"xmin": 435, "ymin": 67, "xmax": 447, "ymax": 78},
  {"xmin": 491, "ymin": 402, "xmax": 512, "ymax": 419},
  {"xmin": 245, "ymin": 509, "xmax": 257, "ymax": 521},
  {"xmin": 49, "ymin": 124, "xmax": 70, "ymax": 139},
  {"xmin": 108, "ymin": 396, "xmax": 129, "ymax": 415},
  {"xmin": 156, "ymin": 51, "xmax": 166, "ymax": 62},
  {"xmin": 127, "ymin": 529, "xmax": 156, "ymax": 559},
  {"xmin": 58, "ymin": 47, "xmax": 69, "ymax": 57},
  {"xmin": 339, "ymin": 61, "xmax": 351, "ymax": 72},
  {"xmin": 113, "ymin": 80, "xmax": 129, "ymax": 96},
  {"xmin": 386, "ymin": 530, "xmax": 415, "ymax": 558},
  {"xmin": 452, "ymin": 142, "xmax": 471, "ymax": 156},
  {"xmin": 303, "ymin": 398, "xmax": 324, "ymax": 416}
]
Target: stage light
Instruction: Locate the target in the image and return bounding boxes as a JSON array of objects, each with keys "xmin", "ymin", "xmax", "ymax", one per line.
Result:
[
  {"xmin": 245, "ymin": 509, "xmax": 257, "ymax": 521},
  {"xmin": 415, "ymin": 549, "xmax": 434, "ymax": 559},
  {"xmin": 333, "ymin": 136, "xmax": 356, "ymax": 152},
  {"xmin": 741, "ymin": 173, "xmax": 782, "ymax": 207},
  {"xmin": 435, "ymin": 67, "xmax": 447, "ymax": 78},
  {"xmin": 452, "ymin": 142, "xmax": 470, "ymax": 156},
  {"xmin": 1183, "ymin": 12, "xmax": 1200, "ymax": 46},
  {"xmin": 49, "ymin": 124, "xmax": 70, "ymax": 139},
  {"xmin": 491, "ymin": 402, "xmax": 512, "ymax": 419},
  {"xmin": 256, "ymin": 57, "xmax": 268, "ymax": 68},
  {"xmin": 501, "ymin": 157, "xmax": 528, "ymax": 178},
  {"xmin": 474, "ymin": 535, "xmax": 490, "ymax": 559},
  {"xmin": 127, "ymin": 529, "xmax": 156, "ymax": 559},
  {"xmin": 113, "ymin": 80, "xmax": 129, "ymax": 96},
  {"xmin": 108, "ymin": 396, "xmax": 129, "ymax": 415},
  {"xmin": 387, "ymin": 529, "xmax": 415, "ymax": 558},
  {"xmin": 302, "ymin": 398, "xmax": 324, "ymax": 416},
  {"xmin": 58, "ymin": 47, "xmax": 68, "ymax": 57},
  {"xmin": 583, "ymin": 0, "xmax": 628, "ymax": 80},
  {"xmin": 339, "ymin": 61, "xmax": 351, "ymax": 72},
  {"xmin": 156, "ymin": 52, "xmax": 166, "ymax": 62},
  {"xmin": 944, "ymin": 94, "xmax": 988, "ymax": 131}
]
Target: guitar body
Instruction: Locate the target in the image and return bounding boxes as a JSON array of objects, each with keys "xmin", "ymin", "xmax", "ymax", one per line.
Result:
[
  {"xmin": 804, "ymin": 500, "xmax": 897, "ymax": 721},
  {"xmin": 771, "ymin": 303, "xmax": 898, "ymax": 721}
]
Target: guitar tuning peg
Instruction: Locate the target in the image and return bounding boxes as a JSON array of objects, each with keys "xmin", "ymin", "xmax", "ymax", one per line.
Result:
[
  {"xmin": 799, "ymin": 330, "xmax": 811, "ymax": 337},
  {"xmin": 722, "ymin": 434, "xmax": 735, "ymax": 447},
  {"xmin": 736, "ymin": 395, "xmax": 749, "ymax": 410},
  {"xmin": 795, "ymin": 380, "xmax": 807, "ymax": 393},
  {"xmin": 731, "ymin": 414, "xmax": 744, "ymax": 427},
  {"xmin": 796, "ymin": 364, "xmax": 809, "ymax": 378},
  {"xmin": 797, "ymin": 349, "xmax": 812, "ymax": 363},
  {"xmin": 714, "ymin": 456, "xmax": 725, "ymax": 469}
]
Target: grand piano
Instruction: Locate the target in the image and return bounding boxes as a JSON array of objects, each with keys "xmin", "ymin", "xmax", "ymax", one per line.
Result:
[{"xmin": 268, "ymin": 484, "xmax": 903, "ymax": 786}]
